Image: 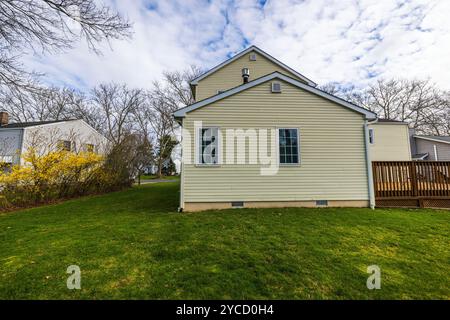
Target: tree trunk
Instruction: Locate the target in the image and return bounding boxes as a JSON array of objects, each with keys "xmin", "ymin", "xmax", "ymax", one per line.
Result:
[{"xmin": 158, "ymin": 159, "xmax": 162, "ymax": 178}]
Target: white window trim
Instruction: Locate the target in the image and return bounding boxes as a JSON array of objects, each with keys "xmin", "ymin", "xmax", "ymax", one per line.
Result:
[
  {"xmin": 276, "ymin": 127, "xmax": 301, "ymax": 166},
  {"xmin": 195, "ymin": 126, "xmax": 221, "ymax": 166},
  {"xmin": 369, "ymin": 128, "xmax": 375, "ymax": 144}
]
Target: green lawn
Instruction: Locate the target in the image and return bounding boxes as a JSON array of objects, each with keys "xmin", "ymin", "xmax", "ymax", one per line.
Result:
[{"xmin": 0, "ymin": 182, "xmax": 449, "ymax": 299}]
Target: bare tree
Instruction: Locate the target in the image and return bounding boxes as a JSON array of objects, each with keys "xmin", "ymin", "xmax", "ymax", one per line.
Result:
[
  {"xmin": 323, "ymin": 78, "xmax": 450, "ymax": 135},
  {"xmin": 162, "ymin": 65, "xmax": 203, "ymax": 106},
  {"xmin": 318, "ymin": 83, "xmax": 341, "ymax": 96},
  {"xmin": 147, "ymin": 66, "xmax": 202, "ymax": 177},
  {"xmin": 0, "ymin": 0, "xmax": 132, "ymax": 94},
  {"xmin": 92, "ymin": 83, "xmax": 145, "ymax": 145},
  {"xmin": 0, "ymin": 86, "xmax": 86, "ymax": 122}
]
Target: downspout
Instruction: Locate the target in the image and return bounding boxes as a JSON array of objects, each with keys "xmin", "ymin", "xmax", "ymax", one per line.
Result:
[
  {"xmin": 364, "ymin": 120, "xmax": 376, "ymax": 209},
  {"xmin": 178, "ymin": 117, "xmax": 185, "ymax": 212}
]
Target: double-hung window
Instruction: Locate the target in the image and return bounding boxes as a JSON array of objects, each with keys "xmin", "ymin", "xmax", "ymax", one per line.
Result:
[
  {"xmin": 198, "ymin": 127, "xmax": 219, "ymax": 165},
  {"xmin": 278, "ymin": 128, "xmax": 299, "ymax": 165}
]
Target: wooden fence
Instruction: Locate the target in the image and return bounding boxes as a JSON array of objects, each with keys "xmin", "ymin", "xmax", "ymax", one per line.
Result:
[{"xmin": 372, "ymin": 161, "xmax": 450, "ymax": 208}]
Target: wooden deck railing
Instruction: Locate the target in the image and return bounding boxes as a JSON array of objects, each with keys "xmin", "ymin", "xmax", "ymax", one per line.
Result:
[{"xmin": 372, "ymin": 161, "xmax": 450, "ymax": 208}]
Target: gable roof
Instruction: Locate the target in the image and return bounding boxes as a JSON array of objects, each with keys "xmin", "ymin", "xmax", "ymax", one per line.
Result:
[
  {"xmin": 174, "ymin": 72, "xmax": 377, "ymax": 120},
  {"xmin": 190, "ymin": 46, "xmax": 317, "ymax": 87},
  {"xmin": 414, "ymin": 135, "xmax": 450, "ymax": 144},
  {"xmin": 0, "ymin": 119, "xmax": 78, "ymax": 129}
]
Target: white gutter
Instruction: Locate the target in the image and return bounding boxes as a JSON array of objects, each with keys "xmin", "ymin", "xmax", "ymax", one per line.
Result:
[{"xmin": 364, "ymin": 120, "xmax": 375, "ymax": 209}]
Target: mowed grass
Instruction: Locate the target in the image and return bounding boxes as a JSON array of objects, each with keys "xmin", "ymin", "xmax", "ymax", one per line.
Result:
[{"xmin": 0, "ymin": 182, "xmax": 449, "ymax": 299}]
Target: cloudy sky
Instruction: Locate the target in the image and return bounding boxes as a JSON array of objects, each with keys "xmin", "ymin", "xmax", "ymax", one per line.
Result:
[{"xmin": 25, "ymin": 0, "xmax": 450, "ymax": 91}]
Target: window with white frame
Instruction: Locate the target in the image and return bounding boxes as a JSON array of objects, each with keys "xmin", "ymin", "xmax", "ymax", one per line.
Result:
[
  {"xmin": 279, "ymin": 128, "xmax": 299, "ymax": 164},
  {"xmin": 369, "ymin": 128, "xmax": 375, "ymax": 144},
  {"xmin": 198, "ymin": 127, "xmax": 219, "ymax": 165}
]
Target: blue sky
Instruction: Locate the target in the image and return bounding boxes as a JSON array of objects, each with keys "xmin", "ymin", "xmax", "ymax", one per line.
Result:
[{"xmin": 24, "ymin": 0, "xmax": 450, "ymax": 91}]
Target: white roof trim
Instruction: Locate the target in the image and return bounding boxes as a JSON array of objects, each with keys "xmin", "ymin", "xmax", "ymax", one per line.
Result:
[
  {"xmin": 174, "ymin": 72, "xmax": 377, "ymax": 120},
  {"xmin": 413, "ymin": 135, "xmax": 450, "ymax": 145},
  {"xmin": 190, "ymin": 46, "xmax": 317, "ymax": 87}
]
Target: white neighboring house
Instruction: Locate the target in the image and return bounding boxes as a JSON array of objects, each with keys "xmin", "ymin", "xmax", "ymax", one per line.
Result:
[{"xmin": 0, "ymin": 112, "xmax": 108, "ymax": 167}]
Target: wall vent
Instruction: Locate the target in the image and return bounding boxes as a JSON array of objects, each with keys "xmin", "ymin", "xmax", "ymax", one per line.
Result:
[
  {"xmin": 271, "ymin": 82, "xmax": 282, "ymax": 93},
  {"xmin": 316, "ymin": 200, "xmax": 328, "ymax": 206},
  {"xmin": 249, "ymin": 53, "xmax": 257, "ymax": 61},
  {"xmin": 231, "ymin": 201, "xmax": 244, "ymax": 208}
]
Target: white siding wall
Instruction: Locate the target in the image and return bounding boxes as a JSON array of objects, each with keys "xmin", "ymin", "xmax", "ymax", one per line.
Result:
[{"xmin": 21, "ymin": 120, "xmax": 108, "ymax": 164}]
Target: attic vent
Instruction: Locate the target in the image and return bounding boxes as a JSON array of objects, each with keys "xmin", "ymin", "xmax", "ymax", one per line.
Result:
[
  {"xmin": 249, "ymin": 53, "xmax": 257, "ymax": 61},
  {"xmin": 316, "ymin": 200, "xmax": 328, "ymax": 206},
  {"xmin": 271, "ymin": 82, "xmax": 282, "ymax": 93},
  {"xmin": 231, "ymin": 201, "xmax": 244, "ymax": 208}
]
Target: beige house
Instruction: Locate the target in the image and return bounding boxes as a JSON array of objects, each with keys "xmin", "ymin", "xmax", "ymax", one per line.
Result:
[
  {"xmin": 174, "ymin": 46, "xmax": 379, "ymax": 212},
  {"xmin": 368, "ymin": 119, "xmax": 411, "ymax": 161}
]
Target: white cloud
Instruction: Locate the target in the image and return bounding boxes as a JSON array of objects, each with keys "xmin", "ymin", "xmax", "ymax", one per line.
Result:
[{"xmin": 23, "ymin": 0, "xmax": 450, "ymax": 91}]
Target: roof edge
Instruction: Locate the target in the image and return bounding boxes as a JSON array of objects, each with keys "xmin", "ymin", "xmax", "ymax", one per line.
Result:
[
  {"xmin": 174, "ymin": 72, "xmax": 377, "ymax": 120},
  {"xmin": 413, "ymin": 135, "xmax": 450, "ymax": 145},
  {"xmin": 190, "ymin": 45, "xmax": 317, "ymax": 87}
]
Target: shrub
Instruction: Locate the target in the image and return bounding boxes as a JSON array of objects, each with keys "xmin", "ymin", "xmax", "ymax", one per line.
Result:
[{"xmin": 0, "ymin": 147, "xmax": 133, "ymax": 209}]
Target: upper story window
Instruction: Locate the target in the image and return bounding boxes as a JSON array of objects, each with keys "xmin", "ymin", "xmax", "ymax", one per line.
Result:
[
  {"xmin": 198, "ymin": 127, "xmax": 219, "ymax": 165},
  {"xmin": 369, "ymin": 128, "xmax": 375, "ymax": 144},
  {"xmin": 279, "ymin": 128, "xmax": 299, "ymax": 165},
  {"xmin": 249, "ymin": 53, "xmax": 257, "ymax": 61}
]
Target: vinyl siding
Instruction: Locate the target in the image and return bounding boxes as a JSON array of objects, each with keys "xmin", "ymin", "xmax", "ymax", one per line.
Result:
[
  {"xmin": 195, "ymin": 50, "xmax": 307, "ymax": 101},
  {"xmin": 416, "ymin": 139, "xmax": 450, "ymax": 161},
  {"xmin": 369, "ymin": 123, "xmax": 411, "ymax": 161},
  {"xmin": 182, "ymin": 79, "xmax": 369, "ymax": 204}
]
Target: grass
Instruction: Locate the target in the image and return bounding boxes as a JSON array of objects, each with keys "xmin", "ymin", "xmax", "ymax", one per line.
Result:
[{"xmin": 0, "ymin": 182, "xmax": 449, "ymax": 299}]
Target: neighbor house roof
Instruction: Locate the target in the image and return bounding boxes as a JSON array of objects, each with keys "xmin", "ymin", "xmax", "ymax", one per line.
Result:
[
  {"xmin": 376, "ymin": 118, "xmax": 407, "ymax": 124},
  {"xmin": 190, "ymin": 46, "xmax": 317, "ymax": 87},
  {"xmin": 0, "ymin": 119, "xmax": 78, "ymax": 129},
  {"xmin": 174, "ymin": 72, "xmax": 377, "ymax": 120},
  {"xmin": 414, "ymin": 135, "xmax": 450, "ymax": 144}
]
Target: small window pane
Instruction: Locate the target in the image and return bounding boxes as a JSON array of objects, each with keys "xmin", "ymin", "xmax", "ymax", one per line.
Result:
[
  {"xmin": 199, "ymin": 128, "xmax": 219, "ymax": 165},
  {"xmin": 279, "ymin": 129, "xmax": 299, "ymax": 164},
  {"xmin": 369, "ymin": 128, "xmax": 374, "ymax": 144}
]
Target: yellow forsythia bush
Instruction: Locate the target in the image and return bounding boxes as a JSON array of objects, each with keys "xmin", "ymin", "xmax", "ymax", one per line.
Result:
[{"xmin": 0, "ymin": 148, "xmax": 131, "ymax": 209}]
